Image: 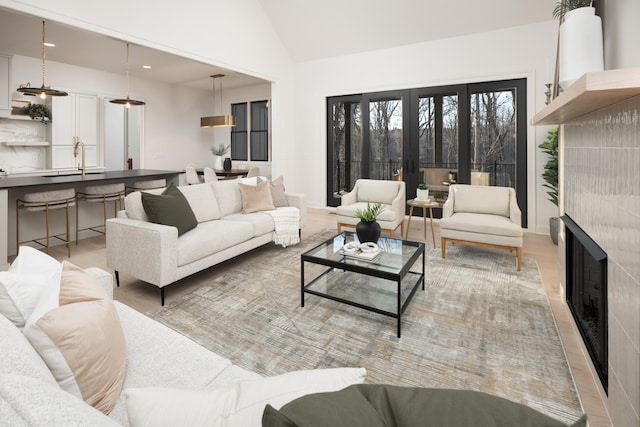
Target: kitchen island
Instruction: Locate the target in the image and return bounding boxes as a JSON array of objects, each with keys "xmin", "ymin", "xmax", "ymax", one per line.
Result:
[{"xmin": 0, "ymin": 169, "xmax": 180, "ymax": 269}]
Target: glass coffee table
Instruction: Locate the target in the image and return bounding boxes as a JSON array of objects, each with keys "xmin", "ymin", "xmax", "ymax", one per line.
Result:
[{"xmin": 301, "ymin": 232, "xmax": 425, "ymax": 337}]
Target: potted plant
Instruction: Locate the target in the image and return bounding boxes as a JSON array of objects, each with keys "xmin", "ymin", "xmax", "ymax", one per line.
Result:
[
  {"xmin": 554, "ymin": 0, "xmax": 603, "ymax": 90},
  {"xmin": 354, "ymin": 202, "xmax": 384, "ymax": 243},
  {"xmin": 416, "ymin": 183, "xmax": 429, "ymax": 201},
  {"xmin": 27, "ymin": 103, "xmax": 51, "ymax": 123},
  {"xmin": 210, "ymin": 144, "xmax": 230, "ymax": 170},
  {"xmin": 539, "ymin": 128, "xmax": 559, "ymax": 244}
]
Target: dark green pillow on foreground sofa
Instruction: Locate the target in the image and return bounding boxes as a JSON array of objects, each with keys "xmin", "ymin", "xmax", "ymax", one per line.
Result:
[{"xmin": 262, "ymin": 384, "xmax": 587, "ymax": 427}]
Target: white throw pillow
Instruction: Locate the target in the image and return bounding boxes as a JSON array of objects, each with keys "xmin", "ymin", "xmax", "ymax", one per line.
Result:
[
  {"xmin": 125, "ymin": 367, "xmax": 367, "ymax": 427},
  {"xmin": 0, "ymin": 246, "xmax": 62, "ymax": 329}
]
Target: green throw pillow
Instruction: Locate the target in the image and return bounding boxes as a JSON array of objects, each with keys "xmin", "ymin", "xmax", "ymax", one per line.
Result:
[{"xmin": 141, "ymin": 184, "xmax": 198, "ymax": 236}]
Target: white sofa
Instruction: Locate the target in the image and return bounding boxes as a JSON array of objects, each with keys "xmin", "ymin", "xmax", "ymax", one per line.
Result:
[
  {"xmin": 439, "ymin": 184, "xmax": 523, "ymax": 270},
  {"xmin": 336, "ymin": 179, "xmax": 406, "ymax": 238},
  {"xmin": 106, "ymin": 180, "xmax": 306, "ymax": 305},
  {"xmin": 0, "ymin": 267, "xmax": 366, "ymax": 426}
]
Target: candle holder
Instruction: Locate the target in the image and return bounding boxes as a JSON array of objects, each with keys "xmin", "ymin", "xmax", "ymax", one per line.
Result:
[{"xmin": 545, "ymin": 83, "xmax": 552, "ymax": 105}]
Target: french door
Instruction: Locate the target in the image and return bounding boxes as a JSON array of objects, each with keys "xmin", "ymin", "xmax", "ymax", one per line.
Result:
[{"xmin": 327, "ymin": 78, "xmax": 527, "ymax": 226}]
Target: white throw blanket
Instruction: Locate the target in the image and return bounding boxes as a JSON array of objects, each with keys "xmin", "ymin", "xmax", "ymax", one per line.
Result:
[{"xmin": 265, "ymin": 207, "xmax": 300, "ymax": 247}]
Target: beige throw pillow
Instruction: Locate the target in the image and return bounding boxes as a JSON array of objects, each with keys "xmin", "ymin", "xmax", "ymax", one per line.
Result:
[
  {"xmin": 23, "ymin": 261, "xmax": 127, "ymax": 415},
  {"xmin": 238, "ymin": 179, "xmax": 276, "ymax": 213},
  {"xmin": 270, "ymin": 176, "xmax": 288, "ymax": 207}
]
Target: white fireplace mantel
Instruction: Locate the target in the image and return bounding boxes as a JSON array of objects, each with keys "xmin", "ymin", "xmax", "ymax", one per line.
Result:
[{"xmin": 533, "ymin": 67, "xmax": 640, "ymax": 125}]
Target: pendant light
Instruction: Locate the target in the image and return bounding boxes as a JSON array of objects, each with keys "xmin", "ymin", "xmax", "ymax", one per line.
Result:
[
  {"xmin": 110, "ymin": 43, "xmax": 145, "ymax": 107},
  {"xmin": 201, "ymin": 74, "xmax": 235, "ymax": 128},
  {"xmin": 17, "ymin": 20, "xmax": 68, "ymax": 98}
]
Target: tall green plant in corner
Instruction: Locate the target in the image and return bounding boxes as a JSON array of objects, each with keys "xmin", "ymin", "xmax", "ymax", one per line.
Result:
[{"xmin": 539, "ymin": 128, "xmax": 559, "ymax": 244}]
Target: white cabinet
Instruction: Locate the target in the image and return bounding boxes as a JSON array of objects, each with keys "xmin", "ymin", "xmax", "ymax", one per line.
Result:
[{"xmin": 48, "ymin": 92, "xmax": 98, "ymax": 168}]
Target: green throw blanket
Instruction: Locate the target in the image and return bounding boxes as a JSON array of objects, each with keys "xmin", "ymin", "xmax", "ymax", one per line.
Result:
[{"xmin": 262, "ymin": 384, "xmax": 587, "ymax": 427}]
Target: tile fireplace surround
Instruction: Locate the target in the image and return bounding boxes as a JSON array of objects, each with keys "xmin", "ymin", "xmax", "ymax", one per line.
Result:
[{"xmin": 534, "ymin": 69, "xmax": 640, "ymax": 427}]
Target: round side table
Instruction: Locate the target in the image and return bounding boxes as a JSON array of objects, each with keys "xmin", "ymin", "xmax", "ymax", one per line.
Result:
[{"xmin": 405, "ymin": 198, "xmax": 439, "ymax": 248}]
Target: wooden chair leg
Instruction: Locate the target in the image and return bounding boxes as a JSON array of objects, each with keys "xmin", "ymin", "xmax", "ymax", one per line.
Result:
[
  {"xmin": 441, "ymin": 237, "xmax": 446, "ymax": 258},
  {"xmin": 516, "ymin": 247, "xmax": 522, "ymax": 271}
]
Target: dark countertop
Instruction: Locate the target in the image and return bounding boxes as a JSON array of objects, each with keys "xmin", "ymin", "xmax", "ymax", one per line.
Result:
[{"xmin": 0, "ymin": 169, "xmax": 181, "ymax": 190}]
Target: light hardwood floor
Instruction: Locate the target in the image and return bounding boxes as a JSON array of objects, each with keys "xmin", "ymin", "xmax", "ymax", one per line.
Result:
[{"xmin": 38, "ymin": 207, "xmax": 612, "ymax": 426}]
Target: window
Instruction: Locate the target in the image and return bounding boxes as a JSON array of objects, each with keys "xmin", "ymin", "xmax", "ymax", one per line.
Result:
[
  {"xmin": 231, "ymin": 100, "xmax": 270, "ymax": 162},
  {"xmin": 327, "ymin": 79, "xmax": 527, "ymax": 226}
]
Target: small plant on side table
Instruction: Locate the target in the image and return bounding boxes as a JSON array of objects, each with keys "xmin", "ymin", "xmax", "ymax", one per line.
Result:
[{"xmin": 416, "ymin": 183, "xmax": 430, "ymax": 201}]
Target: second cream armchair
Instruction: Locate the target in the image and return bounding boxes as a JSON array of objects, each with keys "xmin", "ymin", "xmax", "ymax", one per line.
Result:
[{"xmin": 336, "ymin": 179, "xmax": 406, "ymax": 238}]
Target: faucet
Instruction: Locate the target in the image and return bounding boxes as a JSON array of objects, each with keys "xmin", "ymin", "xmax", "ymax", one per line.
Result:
[{"xmin": 73, "ymin": 137, "xmax": 86, "ymax": 176}]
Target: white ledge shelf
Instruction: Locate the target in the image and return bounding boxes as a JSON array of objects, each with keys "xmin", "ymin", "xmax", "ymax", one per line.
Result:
[
  {"xmin": 2, "ymin": 141, "xmax": 49, "ymax": 146},
  {"xmin": 532, "ymin": 68, "xmax": 640, "ymax": 125}
]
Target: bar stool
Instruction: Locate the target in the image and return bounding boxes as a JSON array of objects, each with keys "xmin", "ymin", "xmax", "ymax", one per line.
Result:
[
  {"xmin": 76, "ymin": 183, "xmax": 125, "ymax": 243},
  {"xmin": 125, "ymin": 178, "xmax": 167, "ymax": 195},
  {"xmin": 16, "ymin": 188, "xmax": 76, "ymax": 257}
]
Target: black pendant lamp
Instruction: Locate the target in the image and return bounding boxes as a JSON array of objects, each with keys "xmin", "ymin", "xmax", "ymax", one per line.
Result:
[
  {"xmin": 110, "ymin": 43, "xmax": 145, "ymax": 107},
  {"xmin": 17, "ymin": 21, "xmax": 68, "ymax": 98}
]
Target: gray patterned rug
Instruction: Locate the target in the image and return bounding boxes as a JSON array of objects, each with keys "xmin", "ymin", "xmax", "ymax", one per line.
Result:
[{"xmin": 148, "ymin": 230, "xmax": 583, "ymax": 424}]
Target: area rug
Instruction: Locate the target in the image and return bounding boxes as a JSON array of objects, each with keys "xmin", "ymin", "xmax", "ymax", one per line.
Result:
[{"xmin": 148, "ymin": 230, "xmax": 584, "ymax": 424}]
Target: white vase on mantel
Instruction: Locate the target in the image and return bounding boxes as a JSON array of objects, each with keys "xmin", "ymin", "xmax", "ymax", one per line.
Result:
[{"xmin": 559, "ymin": 7, "xmax": 604, "ymax": 90}]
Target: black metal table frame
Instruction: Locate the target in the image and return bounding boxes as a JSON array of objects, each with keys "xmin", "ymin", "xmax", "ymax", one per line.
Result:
[{"xmin": 301, "ymin": 232, "xmax": 425, "ymax": 338}]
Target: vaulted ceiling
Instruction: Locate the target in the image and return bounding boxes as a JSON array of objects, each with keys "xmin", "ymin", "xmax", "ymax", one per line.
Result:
[
  {"xmin": 258, "ymin": 0, "xmax": 557, "ymax": 62},
  {"xmin": 0, "ymin": 1, "xmax": 557, "ymax": 89}
]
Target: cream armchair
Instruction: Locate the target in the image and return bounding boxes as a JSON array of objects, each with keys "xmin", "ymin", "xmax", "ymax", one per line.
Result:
[
  {"xmin": 336, "ymin": 179, "xmax": 406, "ymax": 238},
  {"xmin": 440, "ymin": 184, "xmax": 523, "ymax": 270}
]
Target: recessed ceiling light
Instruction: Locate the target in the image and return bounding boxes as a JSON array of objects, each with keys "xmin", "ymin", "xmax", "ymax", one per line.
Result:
[
  {"xmin": 43, "ymin": 42, "xmax": 55, "ymax": 47},
  {"xmin": 142, "ymin": 65, "xmax": 151, "ymax": 69}
]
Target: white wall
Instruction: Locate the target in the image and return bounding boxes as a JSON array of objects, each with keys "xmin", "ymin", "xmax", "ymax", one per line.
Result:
[
  {"xmin": 293, "ymin": 21, "xmax": 559, "ymax": 233},
  {"xmin": 603, "ymin": 0, "xmax": 640, "ymax": 69}
]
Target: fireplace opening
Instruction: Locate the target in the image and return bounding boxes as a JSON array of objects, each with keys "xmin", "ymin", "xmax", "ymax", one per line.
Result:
[{"xmin": 562, "ymin": 215, "xmax": 608, "ymax": 393}]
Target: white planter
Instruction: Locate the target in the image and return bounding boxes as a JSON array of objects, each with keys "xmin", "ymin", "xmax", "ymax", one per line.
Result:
[
  {"xmin": 559, "ymin": 7, "xmax": 604, "ymax": 90},
  {"xmin": 416, "ymin": 189, "xmax": 430, "ymax": 201},
  {"xmin": 213, "ymin": 155, "xmax": 224, "ymax": 170}
]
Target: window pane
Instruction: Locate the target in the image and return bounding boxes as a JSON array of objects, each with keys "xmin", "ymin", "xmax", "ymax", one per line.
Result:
[
  {"xmin": 250, "ymin": 101, "xmax": 269, "ymax": 161},
  {"xmin": 470, "ymin": 90, "xmax": 516, "ymax": 187},
  {"xmin": 442, "ymin": 95, "xmax": 458, "ymax": 169},
  {"xmin": 231, "ymin": 103, "xmax": 247, "ymax": 160},
  {"xmin": 250, "ymin": 131, "xmax": 268, "ymax": 161},
  {"xmin": 369, "ymin": 98, "xmax": 402, "ymax": 180},
  {"xmin": 418, "ymin": 97, "xmax": 435, "ymax": 168}
]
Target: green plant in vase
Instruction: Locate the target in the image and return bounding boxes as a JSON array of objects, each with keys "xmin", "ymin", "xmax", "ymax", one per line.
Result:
[
  {"xmin": 416, "ymin": 183, "xmax": 430, "ymax": 201},
  {"xmin": 354, "ymin": 202, "xmax": 384, "ymax": 243},
  {"xmin": 27, "ymin": 103, "xmax": 51, "ymax": 123},
  {"xmin": 552, "ymin": 0, "xmax": 593, "ymax": 19}
]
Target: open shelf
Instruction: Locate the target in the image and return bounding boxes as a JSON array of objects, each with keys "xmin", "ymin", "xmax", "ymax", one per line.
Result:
[
  {"xmin": 532, "ymin": 68, "xmax": 640, "ymax": 125},
  {"xmin": 2, "ymin": 141, "xmax": 49, "ymax": 146}
]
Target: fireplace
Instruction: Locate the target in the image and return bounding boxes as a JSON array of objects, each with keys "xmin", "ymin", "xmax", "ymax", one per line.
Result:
[{"xmin": 562, "ymin": 215, "xmax": 608, "ymax": 393}]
